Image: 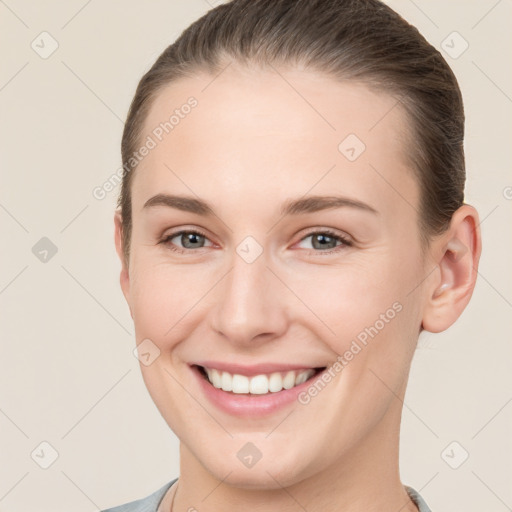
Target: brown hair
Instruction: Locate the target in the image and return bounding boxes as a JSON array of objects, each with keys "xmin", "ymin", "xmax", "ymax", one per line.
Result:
[{"xmin": 118, "ymin": 0, "xmax": 465, "ymax": 266}]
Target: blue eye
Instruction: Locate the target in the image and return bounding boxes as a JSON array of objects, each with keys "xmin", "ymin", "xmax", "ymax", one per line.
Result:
[
  {"xmin": 297, "ymin": 230, "xmax": 352, "ymax": 253},
  {"xmin": 160, "ymin": 229, "xmax": 212, "ymax": 253},
  {"xmin": 159, "ymin": 228, "xmax": 352, "ymax": 255}
]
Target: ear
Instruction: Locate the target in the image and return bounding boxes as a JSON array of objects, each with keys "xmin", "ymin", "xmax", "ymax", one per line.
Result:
[
  {"xmin": 421, "ymin": 204, "xmax": 482, "ymax": 333},
  {"xmin": 114, "ymin": 209, "xmax": 132, "ymax": 317}
]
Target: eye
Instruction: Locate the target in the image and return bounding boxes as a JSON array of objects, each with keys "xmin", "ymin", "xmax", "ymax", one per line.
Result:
[
  {"xmin": 296, "ymin": 229, "xmax": 352, "ymax": 254},
  {"xmin": 159, "ymin": 229, "xmax": 214, "ymax": 253},
  {"xmin": 159, "ymin": 228, "xmax": 352, "ymax": 255}
]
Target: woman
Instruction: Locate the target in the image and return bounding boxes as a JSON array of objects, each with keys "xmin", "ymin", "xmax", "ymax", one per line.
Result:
[{"xmin": 102, "ymin": 0, "xmax": 481, "ymax": 510}]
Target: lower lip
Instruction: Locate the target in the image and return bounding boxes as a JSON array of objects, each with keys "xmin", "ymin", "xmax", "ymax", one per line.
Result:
[{"xmin": 190, "ymin": 365, "xmax": 323, "ymax": 417}]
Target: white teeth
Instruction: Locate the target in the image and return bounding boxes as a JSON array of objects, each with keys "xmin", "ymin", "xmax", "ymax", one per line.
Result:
[
  {"xmin": 249, "ymin": 375, "xmax": 268, "ymax": 394},
  {"xmin": 221, "ymin": 370, "xmax": 232, "ymax": 391},
  {"xmin": 203, "ymin": 367, "xmax": 317, "ymax": 394},
  {"xmin": 210, "ymin": 369, "xmax": 222, "ymax": 389},
  {"xmin": 232, "ymin": 374, "xmax": 249, "ymax": 393},
  {"xmin": 283, "ymin": 371, "xmax": 296, "ymax": 389},
  {"xmin": 268, "ymin": 372, "xmax": 283, "ymax": 392},
  {"xmin": 295, "ymin": 371, "xmax": 310, "ymax": 385}
]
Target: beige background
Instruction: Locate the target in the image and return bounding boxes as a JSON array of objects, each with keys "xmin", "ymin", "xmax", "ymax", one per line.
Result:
[{"xmin": 1, "ymin": 0, "xmax": 511, "ymax": 510}]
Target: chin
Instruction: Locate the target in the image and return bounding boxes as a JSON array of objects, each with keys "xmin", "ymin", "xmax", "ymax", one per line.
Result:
[
  {"xmin": 215, "ymin": 466, "xmax": 306, "ymax": 491},
  {"xmin": 194, "ymin": 441, "xmax": 317, "ymax": 491}
]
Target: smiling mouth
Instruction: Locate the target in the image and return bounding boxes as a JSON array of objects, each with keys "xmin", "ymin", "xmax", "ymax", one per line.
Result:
[{"xmin": 194, "ymin": 365, "xmax": 326, "ymax": 395}]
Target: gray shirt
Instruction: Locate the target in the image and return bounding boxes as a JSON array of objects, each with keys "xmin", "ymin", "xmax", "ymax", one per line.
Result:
[{"xmin": 100, "ymin": 478, "xmax": 432, "ymax": 511}]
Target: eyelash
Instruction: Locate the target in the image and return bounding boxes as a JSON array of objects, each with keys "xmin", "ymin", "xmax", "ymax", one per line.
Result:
[{"xmin": 159, "ymin": 228, "xmax": 353, "ymax": 255}]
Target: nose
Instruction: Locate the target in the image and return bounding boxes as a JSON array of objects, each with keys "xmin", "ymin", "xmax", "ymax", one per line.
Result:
[{"xmin": 209, "ymin": 249, "xmax": 289, "ymax": 347}]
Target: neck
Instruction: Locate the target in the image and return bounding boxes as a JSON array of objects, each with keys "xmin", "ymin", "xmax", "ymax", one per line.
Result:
[{"xmin": 170, "ymin": 394, "xmax": 417, "ymax": 512}]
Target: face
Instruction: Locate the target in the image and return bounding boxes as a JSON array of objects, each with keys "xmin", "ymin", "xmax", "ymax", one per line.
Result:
[{"xmin": 116, "ymin": 65, "xmax": 431, "ymax": 489}]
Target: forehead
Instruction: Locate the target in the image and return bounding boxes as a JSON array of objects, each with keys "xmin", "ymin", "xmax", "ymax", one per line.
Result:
[{"xmin": 131, "ymin": 65, "xmax": 418, "ymax": 220}]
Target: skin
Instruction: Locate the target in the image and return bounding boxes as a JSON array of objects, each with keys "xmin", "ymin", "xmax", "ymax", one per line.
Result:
[{"xmin": 114, "ymin": 64, "xmax": 481, "ymax": 511}]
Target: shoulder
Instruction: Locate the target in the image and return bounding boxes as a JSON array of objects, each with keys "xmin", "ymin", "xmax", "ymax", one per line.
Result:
[
  {"xmin": 405, "ymin": 485, "xmax": 433, "ymax": 512},
  {"xmin": 100, "ymin": 478, "xmax": 178, "ymax": 512}
]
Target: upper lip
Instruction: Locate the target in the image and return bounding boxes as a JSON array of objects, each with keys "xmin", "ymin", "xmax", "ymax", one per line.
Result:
[{"xmin": 191, "ymin": 361, "xmax": 326, "ymax": 377}]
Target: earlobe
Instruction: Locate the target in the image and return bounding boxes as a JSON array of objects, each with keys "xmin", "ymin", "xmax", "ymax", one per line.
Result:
[{"xmin": 422, "ymin": 204, "xmax": 482, "ymax": 333}]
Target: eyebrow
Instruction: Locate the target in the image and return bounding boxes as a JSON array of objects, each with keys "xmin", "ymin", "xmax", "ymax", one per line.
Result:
[{"xmin": 142, "ymin": 193, "xmax": 379, "ymax": 216}]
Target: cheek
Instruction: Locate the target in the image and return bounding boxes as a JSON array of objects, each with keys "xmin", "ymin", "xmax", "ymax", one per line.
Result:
[
  {"xmin": 285, "ymin": 260, "xmax": 400, "ymax": 339},
  {"xmin": 131, "ymin": 283, "xmax": 174, "ymax": 338},
  {"xmin": 128, "ymin": 263, "xmax": 213, "ymax": 346},
  {"xmin": 292, "ymin": 252, "xmax": 421, "ymax": 374}
]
